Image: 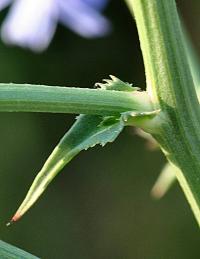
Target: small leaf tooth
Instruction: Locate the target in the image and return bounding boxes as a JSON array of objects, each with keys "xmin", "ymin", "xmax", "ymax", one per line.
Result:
[
  {"xmin": 103, "ymin": 79, "xmax": 112, "ymax": 84},
  {"xmin": 75, "ymin": 115, "xmax": 81, "ymax": 120},
  {"xmin": 134, "ymin": 86, "xmax": 141, "ymax": 91},
  {"xmin": 94, "ymin": 83, "xmax": 106, "ymax": 89},
  {"xmin": 109, "ymin": 75, "xmax": 119, "ymax": 81},
  {"xmin": 94, "ymin": 83, "xmax": 101, "ymax": 87}
]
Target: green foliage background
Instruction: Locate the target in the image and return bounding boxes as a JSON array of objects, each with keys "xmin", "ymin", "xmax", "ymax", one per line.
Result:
[{"xmin": 0, "ymin": 1, "xmax": 199, "ymax": 258}]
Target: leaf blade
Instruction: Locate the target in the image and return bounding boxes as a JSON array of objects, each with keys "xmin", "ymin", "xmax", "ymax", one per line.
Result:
[{"xmin": 10, "ymin": 115, "xmax": 124, "ymax": 222}]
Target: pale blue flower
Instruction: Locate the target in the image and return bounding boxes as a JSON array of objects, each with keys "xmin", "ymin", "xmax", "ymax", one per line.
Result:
[{"xmin": 0, "ymin": 0, "xmax": 110, "ymax": 52}]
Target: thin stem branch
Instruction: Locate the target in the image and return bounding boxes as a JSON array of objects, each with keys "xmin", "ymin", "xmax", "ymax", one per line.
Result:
[{"xmin": 0, "ymin": 83, "xmax": 152, "ymax": 115}]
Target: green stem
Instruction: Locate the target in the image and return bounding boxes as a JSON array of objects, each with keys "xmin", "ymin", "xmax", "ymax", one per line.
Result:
[
  {"xmin": 182, "ymin": 25, "xmax": 200, "ymax": 89},
  {"xmin": 126, "ymin": 0, "xmax": 200, "ymax": 225},
  {"xmin": 0, "ymin": 83, "xmax": 151, "ymax": 115}
]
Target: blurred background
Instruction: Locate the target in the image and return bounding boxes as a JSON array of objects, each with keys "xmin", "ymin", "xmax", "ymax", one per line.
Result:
[{"xmin": 0, "ymin": 1, "xmax": 199, "ymax": 258}]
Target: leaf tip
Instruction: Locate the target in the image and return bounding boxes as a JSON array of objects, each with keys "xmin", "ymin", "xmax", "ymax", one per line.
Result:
[
  {"xmin": 6, "ymin": 213, "xmax": 21, "ymax": 226},
  {"xmin": 150, "ymin": 185, "xmax": 164, "ymax": 200}
]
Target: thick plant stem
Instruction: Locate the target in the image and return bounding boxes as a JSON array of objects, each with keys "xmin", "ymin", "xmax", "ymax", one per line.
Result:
[
  {"xmin": 0, "ymin": 83, "xmax": 152, "ymax": 115},
  {"xmin": 126, "ymin": 0, "xmax": 200, "ymax": 225}
]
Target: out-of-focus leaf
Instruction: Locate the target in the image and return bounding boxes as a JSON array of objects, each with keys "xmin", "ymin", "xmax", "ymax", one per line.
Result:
[
  {"xmin": 0, "ymin": 240, "xmax": 39, "ymax": 259},
  {"xmin": 134, "ymin": 128, "xmax": 159, "ymax": 150},
  {"xmin": 151, "ymin": 163, "xmax": 176, "ymax": 199}
]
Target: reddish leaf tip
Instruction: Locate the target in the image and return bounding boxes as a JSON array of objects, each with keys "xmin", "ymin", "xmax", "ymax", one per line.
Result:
[{"xmin": 6, "ymin": 213, "xmax": 21, "ymax": 226}]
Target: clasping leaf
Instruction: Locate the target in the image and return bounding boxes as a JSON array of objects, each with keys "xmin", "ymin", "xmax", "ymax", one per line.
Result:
[
  {"xmin": 9, "ymin": 114, "xmax": 124, "ymax": 223},
  {"xmin": 8, "ymin": 75, "xmax": 156, "ymax": 223}
]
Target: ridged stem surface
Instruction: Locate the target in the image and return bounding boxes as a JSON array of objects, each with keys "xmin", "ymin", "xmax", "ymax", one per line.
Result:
[
  {"xmin": 0, "ymin": 83, "xmax": 151, "ymax": 115},
  {"xmin": 126, "ymin": 0, "xmax": 200, "ymax": 225}
]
